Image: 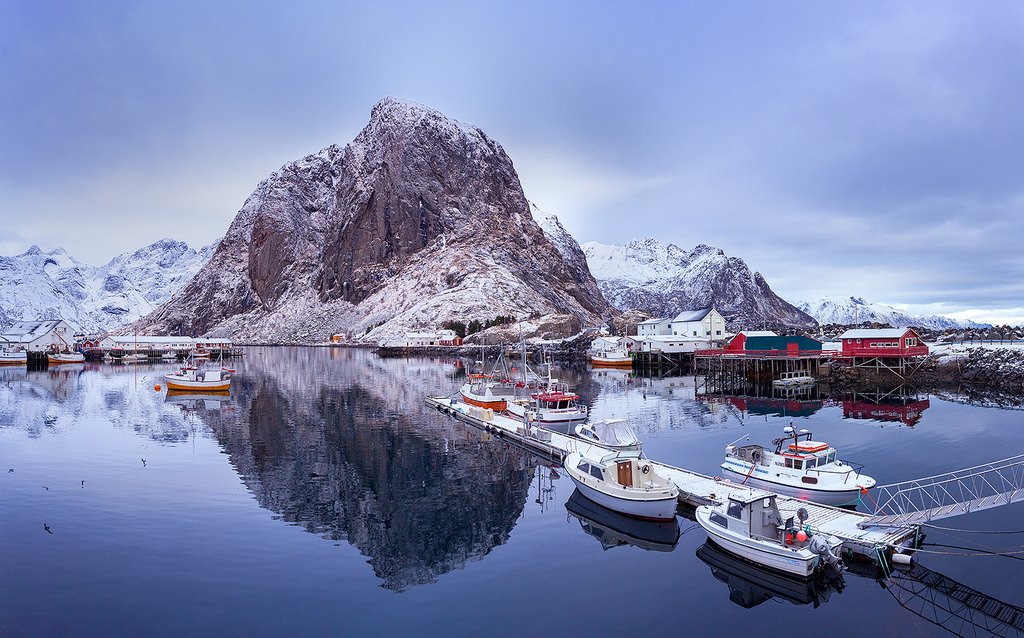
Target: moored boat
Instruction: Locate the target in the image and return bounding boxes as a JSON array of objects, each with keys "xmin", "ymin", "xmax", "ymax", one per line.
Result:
[
  {"xmin": 161, "ymin": 351, "xmax": 178, "ymax": 361},
  {"xmin": 460, "ymin": 374, "xmax": 515, "ymax": 410},
  {"xmin": 721, "ymin": 426, "xmax": 876, "ymax": 506},
  {"xmin": 590, "ymin": 347, "xmax": 632, "ymax": 368},
  {"xmin": 48, "ymin": 352, "xmax": 86, "ymax": 364},
  {"xmin": 163, "ymin": 366, "xmax": 231, "ymax": 392},
  {"xmin": 0, "ymin": 350, "xmax": 28, "ymax": 365},
  {"xmin": 695, "ymin": 489, "xmax": 844, "ymax": 579},
  {"xmin": 121, "ymin": 353, "xmax": 149, "ymax": 363},
  {"xmin": 772, "ymin": 371, "xmax": 816, "ymax": 387},
  {"xmin": 573, "ymin": 419, "xmax": 641, "ymax": 450},
  {"xmin": 564, "ymin": 450, "xmax": 678, "ymax": 521}
]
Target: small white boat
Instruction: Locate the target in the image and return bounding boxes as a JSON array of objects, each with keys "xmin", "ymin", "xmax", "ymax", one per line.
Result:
[
  {"xmin": 590, "ymin": 348, "xmax": 632, "ymax": 368},
  {"xmin": 721, "ymin": 426, "xmax": 876, "ymax": 506},
  {"xmin": 48, "ymin": 352, "xmax": 85, "ymax": 364},
  {"xmin": 0, "ymin": 350, "xmax": 28, "ymax": 366},
  {"xmin": 163, "ymin": 366, "xmax": 232, "ymax": 392},
  {"xmin": 574, "ymin": 419, "xmax": 641, "ymax": 451},
  {"xmin": 191, "ymin": 349, "xmax": 211, "ymax": 360},
  {"xmin": 161, "ymin": 351, "xmax": 178, "ymax": 361},
  {"xmin": 564, "ymin": 451, "xmax": 678, "ymax": 521},
  {"xmin": 121, "ymin": 353, "xmax": 149, "ymax": 363},
  {"xmin": 695, "ymin": 489, "xmax": 845, "ymax": 579},
  {"xmin": 772, "ymin": 371, "xmax": 816, "ymax": 387}
]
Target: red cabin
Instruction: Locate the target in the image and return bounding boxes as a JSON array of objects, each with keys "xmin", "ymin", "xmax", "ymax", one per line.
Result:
[{"xmin": 837, "ymin": 328, "xmax": 928, "ymax": 357}]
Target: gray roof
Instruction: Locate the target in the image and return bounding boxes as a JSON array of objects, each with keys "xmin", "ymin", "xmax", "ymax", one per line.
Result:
[
  {"xmin": 671, "ymin": 308, "xmax": 713, "ymax": 322},
  {"xmin": 839, "ymin": 328, "xmax": 914, "ymax": 339},
  {"xmin": 0, "ymin": 320, "xmax": 64, "ymax": 342}
]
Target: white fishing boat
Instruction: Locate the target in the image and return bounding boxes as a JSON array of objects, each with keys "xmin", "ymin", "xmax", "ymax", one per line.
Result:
[
  {"xmin": 505, "ymin": 363, "xmax": 588, "ymax": 424},
  {"xmin": 0, "ymin": 349, "xmax": 28, "ymax": 365},
  {"xmin": 590, "ymin": 347, "xmax": 632, "ymax": 368},
  {"xmin": 48, "ymin": 351, "xmax": 85, "ymax": 364},
  {"xmin": 721, "ymin": 426, "xmax": 876, "ymax": 506},
  {"xmin": 573, "ymin": 419, "xmax": 641, "ymax": 451},
  {"xmin": 772, "ymin": 371, "xmax": 816, "ymax": 387},
  {"xmin": 695, "ymin": 489, "xmax": 845, "ymax": 579},
  {"xmin": 121, "ymin": 353, "xmax": 149, "ymax": 363},
  {"xmin": 564, "ymin": 450, "xmax": 678, "ymax": 521},
  {"xmin": 163, "ymin": 366, "xmax": 232, "ymax": 392},
  {"xmin": 161, "ymin": 351, "xmax": 179, "ymax": 361}
]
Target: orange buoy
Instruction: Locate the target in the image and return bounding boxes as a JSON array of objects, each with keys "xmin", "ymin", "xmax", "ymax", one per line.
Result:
[{"xmin": 154, "ymin": 383, "xmax": 161, "ymax": 391}]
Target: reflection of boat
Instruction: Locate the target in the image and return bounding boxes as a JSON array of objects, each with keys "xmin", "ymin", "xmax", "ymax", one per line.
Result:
[
  {"xmin": 121, "ymin": 353, "xmax": 149, "ymax": 363},
  {"xmin": 161, "ymin": 351, "xmax": 178, "ymax": 361},
  {"xmin": 695, "ymin": 489, "xmax": 844, "ymax": 578},
  {"xmin": 573, "ymin": 419, "xmax": 641, "ymax": 450},
  {"xmin": 721, "ymin": 426, "xmax": 876, "ymax": 506},
  {"xmin": 48, "ymin": 352, "xmax": 85, "ymax": 364},
  {"xmin": 696, "ymin": 540, "xmax": 844, "ymax": 608},
  {"xmin": 164, "ymin": 366, "xmax": 231, "ymax": 391},
  {"xmin": 165, "ymin": 389, "xmax": 231, "ymax": 410},
  {"xmin": 0, "ymin": 350, "xmax": 28, "ymax": 365},
  {"xmin": 566, "ymin": 489, "xmax": 680, "ymax": 552},
  {"xmin": 564, "ymin": 451, "xmax": 678, "ymax": 521},
  {"xmin": 772, "ymin": 371, "xmax": 816, "ymax": 387}
]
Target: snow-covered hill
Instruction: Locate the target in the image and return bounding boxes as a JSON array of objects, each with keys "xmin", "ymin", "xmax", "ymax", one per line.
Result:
[
  {"xmin": 580, "ymin": 238, "xmax": 816, "ymax": 329},
  {"xmin": 797, "ymin": 296, "xmax": 989, "ymax": 330},
  {"xmin": 0, "ymin": 239, "xmax": 217, "ymax": 333}
]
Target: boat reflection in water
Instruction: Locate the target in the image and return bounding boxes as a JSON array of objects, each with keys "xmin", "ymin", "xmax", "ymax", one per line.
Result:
[
  {"xmin": 164, "ymin": 389, "xmax": 233, "ymax": 411},
  {"xmin": 696, "ymin": 540, "xmax": 845, "ymax": 609},
  {"xmin": 565, "ymin": 490, "xmax": 680, "ymax": 552}
]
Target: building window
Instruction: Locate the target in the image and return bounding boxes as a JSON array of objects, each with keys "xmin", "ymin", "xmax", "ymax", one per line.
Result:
[
  {"xmin": 693, "ymin": 331, "xmax": 697, "ymax": 336},
  {"xmin": 716, "ymin": 330, "xmax": 721, "ymax": 335}
]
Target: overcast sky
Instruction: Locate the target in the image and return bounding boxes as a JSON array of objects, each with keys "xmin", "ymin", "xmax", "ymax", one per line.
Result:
[{"xmin": 2, "ymin": 1, "xmax": 1022, "ymax": 324}]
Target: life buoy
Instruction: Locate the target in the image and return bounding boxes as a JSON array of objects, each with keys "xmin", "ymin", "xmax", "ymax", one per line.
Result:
[{"xmin": 641, "ymin": 464, "xmax": 651, "ymax": 475}]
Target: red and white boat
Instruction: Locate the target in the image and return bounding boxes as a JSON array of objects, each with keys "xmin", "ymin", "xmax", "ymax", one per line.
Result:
[
  {"xmin": 48, "ymin": 351, "xmax": 86, "ymax": 364},
  {"xmin": 164, "ymin": 365, "xmax": 232, "ymax": 392},
  {"xmin": 590, "ymin": 346, "xmax": 632, "ymax": 368},
  {"xmin": 505, "ymin": 367, "xmax": 588, "ymax": 424},
  {"xmin": 460, "ymin": 374, "xmax": 515, "ymax": 411}
]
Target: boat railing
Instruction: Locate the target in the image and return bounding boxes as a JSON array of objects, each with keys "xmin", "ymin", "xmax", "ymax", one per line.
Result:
[{"xmin": 802, "ymin": 460, "xmax": 867, "ymax": 483}]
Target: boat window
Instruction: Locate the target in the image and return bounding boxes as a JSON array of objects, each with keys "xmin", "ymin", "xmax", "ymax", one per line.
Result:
[
  {"xmin": 589, "ymin": 466, "xmax": 604, "ymax": 481},
  {"xmin": 577, "ymin": 460, "xmax": 590, "ymax": 473},
  {"xmin": 827, "ymin": 452, "xmax": 836, "ymax": 464},
  {"xmin": 710, "ymin": 512, "xmax": 728, "ymax": 528},
  {"xmin": 795, "ymin": 460, "xmax": 804, "ymax": 470},
  {"xmin": 785, "ymin": 458, "xmax": 794, "ymax": 469},
  {"xmin": 727, "ymin": 500, "xmax": 743, "ymax": 519},
  {"xmin": 802, "ymin": 476, "xmax": 818, "ymax": 484}
]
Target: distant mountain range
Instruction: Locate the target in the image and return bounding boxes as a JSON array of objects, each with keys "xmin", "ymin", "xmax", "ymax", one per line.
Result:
[
  {"xmin": 796, "ymin": 296, "xmax": 990, "ymax": 330},
  {"xmin": 580, "ymin": 237, "xmax": 816, "ymax": 329},
  {"xmin": 0, "ymin": 239, "xmax": 216, "ymax": 333}
]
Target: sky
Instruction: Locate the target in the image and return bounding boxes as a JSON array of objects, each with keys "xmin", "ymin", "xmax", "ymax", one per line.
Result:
[{"xmin": 1, "ymin": 1, "xmax": 1022, "ymax": 325}]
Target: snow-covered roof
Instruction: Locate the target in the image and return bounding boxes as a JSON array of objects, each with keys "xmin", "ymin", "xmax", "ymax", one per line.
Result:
[
  {"xmin": 637, "ymin": 318, "xmax": 669, "ymax": 325},
  {"xmin": 1, "ymin": 320, "xmax": 64, "ymax": 341},
  {"xmin": 105, "ymin": 335, "xmax": 195, "ymax": 344},
  {"xmin": 738, "ymin": 330, "xmax": 778, "ymax": 337},
  {"xmin": 839, "ymin": 328, "xmax": 913, "ymax": 339},
  {"xmin": 671, "ymin": 308, "xmax": 713, "ymax": 323},
  {"xmin": 637, "ymin": 335, "xmax": 709, "ymax": 342}
]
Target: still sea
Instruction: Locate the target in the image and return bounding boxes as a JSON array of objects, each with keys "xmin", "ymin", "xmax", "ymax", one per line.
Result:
[{"xmin": 2, "ymin": 347, "xmax": 1022, "ymax": 636}]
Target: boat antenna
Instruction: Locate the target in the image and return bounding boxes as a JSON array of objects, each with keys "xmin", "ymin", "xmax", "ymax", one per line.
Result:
[{"xmin": 726, "ymin": 434, "xmax": 749, "ymax": 447}]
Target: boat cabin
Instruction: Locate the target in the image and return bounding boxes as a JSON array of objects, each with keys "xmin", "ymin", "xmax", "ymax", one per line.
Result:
[
  {"xmin": 706, "ymin": 490, "xmax": 785, "ymax": 542},
  {"xmin": 531, "ymin": 390, "xmax": 579, "ymax": 410}
]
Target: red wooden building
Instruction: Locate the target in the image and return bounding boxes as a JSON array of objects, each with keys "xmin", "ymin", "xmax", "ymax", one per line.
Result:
[{"xmin": 837, "ymin": 328, "xmax": 928, "ymax": 358}]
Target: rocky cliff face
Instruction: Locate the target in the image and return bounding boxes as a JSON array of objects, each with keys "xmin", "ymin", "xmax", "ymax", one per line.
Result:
[
  {"xmin": 138, "ymin": 99, "xmax": 610, "ymax": 341},
  {"xmin": 582, "ymin": 238, "xmax": 816, "ymax": 329}
]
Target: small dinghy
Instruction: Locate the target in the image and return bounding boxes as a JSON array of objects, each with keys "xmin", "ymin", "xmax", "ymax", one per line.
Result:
[
  {"xmin": 163, "ymin": 366, "xmax": 232, "ymax": 392},
  {"xmin": 721, "ymin": 426, "xmax": 876, "ymax": 506},
  {"xmin": 564, "ymin": 451, "xmax": 678, "ymax": 521},
  {"xmin": 695, "ymin": 489, "xmax": 844, "ymax": 579}
]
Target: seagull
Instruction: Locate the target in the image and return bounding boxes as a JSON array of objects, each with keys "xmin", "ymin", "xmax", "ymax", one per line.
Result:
[
  {"xmin": 141, "ymin": 458, "xmax": 147, "ymax": 467},
  {"xmin": 43, "ymin": 524, "xmax": 52, "ymax": 534},
  {"xmin": 7, "ymin": 468, "xmax": 12, "ymax": 473},
  {"xmin": 81, "ymin": 480, "xmax": 85, "ymax": 488},
  {"xmin": 42, "ymin": 485, "xmax": 49, "ymax": 491}
]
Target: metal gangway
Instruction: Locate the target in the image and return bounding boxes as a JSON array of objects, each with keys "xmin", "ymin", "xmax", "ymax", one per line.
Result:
[
  {"xmin": 861, "ymin": 454, "xmax": 1024, "ymax": 528},
  {"xmin": 885, "ymin": 563, "xmax": 1024, "ymax": 638}
]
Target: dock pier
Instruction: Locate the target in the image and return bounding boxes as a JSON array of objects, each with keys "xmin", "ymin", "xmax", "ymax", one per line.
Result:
[{"xmin": 425, "ymin": 395, "xmax": 922, "ymax": 565}]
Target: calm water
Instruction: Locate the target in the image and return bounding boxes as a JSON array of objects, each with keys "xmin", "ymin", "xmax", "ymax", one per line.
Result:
[{"xmin": 2, "ymin": 347, "xmax": 1022, "ymax": 636}]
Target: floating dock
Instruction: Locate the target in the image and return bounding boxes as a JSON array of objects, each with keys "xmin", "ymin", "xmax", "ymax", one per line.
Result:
[{"xmin": 425, "ymin": 395, "xmax": 920, "ymax": 563}]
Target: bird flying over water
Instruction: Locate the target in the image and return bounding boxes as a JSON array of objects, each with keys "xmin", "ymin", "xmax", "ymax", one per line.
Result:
[
  {"xmin": 141, "ymin": 458, "xmax": 147, "ymax": 467},
  {"xmin": 43, "ymin": 524, "xmax": 52, "ymax": 534}
]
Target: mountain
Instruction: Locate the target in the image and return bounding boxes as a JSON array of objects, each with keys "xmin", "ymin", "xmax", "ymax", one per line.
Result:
[
  {"xmin": 797, "ymin": 296, "xmax": 990, "ymax": 330},
  {"xmin": 581, "ymin": 238, "xmax": 816, "ymax": 329},
  {"xmin": 0, "ymin": 240, "xmax": 216, "ymax": 333},
  {"xmin": 136, "ymin": 98, "xmax": 611, "ymax": 342}
]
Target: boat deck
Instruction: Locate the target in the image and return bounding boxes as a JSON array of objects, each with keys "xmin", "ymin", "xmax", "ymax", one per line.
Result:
[{"xmin": 425, "ymin": 395, "xmax": 918, "ymax": 561}]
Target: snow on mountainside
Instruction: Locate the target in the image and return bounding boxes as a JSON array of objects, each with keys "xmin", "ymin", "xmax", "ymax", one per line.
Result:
[
  {"xmin": 797, "ymin": 296, "xmax": 990, "ymax": 330},
  {"xmin": 0, "ymin": 240, "xmax": 217, "ymax": 333},
  {"xmin": 581, "ymin": 238, "xmax": 816, "ymax": 329},
  {"xmin": 136, "ymin": 98, "xmax": 610, "ymax": 343}
]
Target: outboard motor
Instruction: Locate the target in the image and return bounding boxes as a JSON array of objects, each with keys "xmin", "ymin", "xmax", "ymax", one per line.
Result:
[{"xmin": 809, "ymin": 534, "xmax": 845, "ymax": 572}]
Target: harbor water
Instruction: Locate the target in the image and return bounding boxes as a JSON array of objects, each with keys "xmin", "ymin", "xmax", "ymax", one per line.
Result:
[{"xmin": 2, "ymin": 347, "xmax": 1022, "ymax": 636}]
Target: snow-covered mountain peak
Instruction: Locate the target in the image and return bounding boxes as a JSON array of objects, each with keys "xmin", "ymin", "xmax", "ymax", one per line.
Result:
[{"xmin": 797, "ymin": 296, "xmax": 989, "ymax": 329}]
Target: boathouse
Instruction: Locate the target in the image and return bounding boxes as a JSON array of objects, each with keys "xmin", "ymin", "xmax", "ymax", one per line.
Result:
[
  {"xmin": 0, "ymin": 319, "xmax": 76, "ymax": 352},
  {"xmin": 100, "ymin": 335, "xmax": 196, "ymax": 351},
  {"xmin": 669, "ymin": 308, "xmax": 726, "ymax": 340},
  {"xmin": 723, "ymin": 332, "xmax": 824, "ymax": 355},
  {"xmin": 380, "ymin": 330, "xmax": 461, "ymax": 348},
  {"xmin": 837, "ymin": 328, "xmax": 928, "ymax": 357}
]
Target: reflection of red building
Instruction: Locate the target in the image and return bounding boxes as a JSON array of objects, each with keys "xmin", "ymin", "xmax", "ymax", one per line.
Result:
[
  {"xmin": 837, "ymin": 328, "xmax": 928, "ymax": 358},
  {"xmin": 842, "ymin": 397, "xmax": 931, "ymax": 426},
  {"xmin": 722, "ymin": 396, "xmax": 825, "ymax": 418}
]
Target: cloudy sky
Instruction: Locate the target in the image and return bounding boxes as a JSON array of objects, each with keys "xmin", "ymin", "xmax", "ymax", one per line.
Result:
[{"xmin": 2, "ymin": 1, "xmax": 1022, "ymax": 324}]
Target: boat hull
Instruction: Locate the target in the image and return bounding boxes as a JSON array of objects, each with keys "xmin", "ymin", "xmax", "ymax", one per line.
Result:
[
  {"xmin": 696, "ymin": 507, "xmax": 817, "ymax": 578},
  {"xmin": 721, "ymin": 463, "xmax": 868, "ymax": 507},
  {"xmin": 591, "ymin": 356, "xmax": 632, "ymax": 368},
  {"xmin": 163, "ymin": 375, "xmax": 231, "ymax": 392},
  {"xmin": 568, "ymin": 474, "xmax": 677, "ymax": 522},
  {"xmin": 460, "ymin": 393, "xmax": 507, "ymax": 411},
  {"xmin": 48, "ymin": 354, "xmax": 85, "ymax": 364},
  {"xmin": 0, "ymin": 356, "xmax": 27, "ymax": 366}
]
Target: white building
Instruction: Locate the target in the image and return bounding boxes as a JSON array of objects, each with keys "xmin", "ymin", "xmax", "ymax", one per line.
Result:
[
  {"xmin": 630, "ymin": 335, "xmax": 713, "ymax": 354},
  {"xmin": 0, "ymin": 319, "xmax": 76, "ymax": 352},
  {"xmin": 669, "ymin": 308, "xmax": 726, "ymax": 340},
  {"xmin": 196, "ymin": 337, "xmax": 233, "ymax": 350},
  {"xmin": 100, "ymin": 335, "xmax": 197, "ymax": 351},
  {"xmin": 380, "ymin": 330, "xmax": 459, "ymax": 347},
  {"xmin": 636, "ymin": 318, "xmax": 673, "ymax": 336}
]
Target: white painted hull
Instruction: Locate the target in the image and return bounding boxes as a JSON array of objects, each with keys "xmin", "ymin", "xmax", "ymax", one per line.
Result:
[
  {"xmin": 721, "ymin": 460, "xmax": 872, "ymax": 507},
  {"xmin": 0, "ymin": 353, "xmax": 27, "ymax": 365},
  {"xmin": 49, "ymin": 354, "xmax": 85, "ymax": 364},
  {"xmin": 568, "ymin": 475, "xmax": 677, "ymax": 521},
  {"xmin": 591, "ymin": 355, "xmax": 632, "ymax": 368},
  {"xmin": 696, "ymin": 507, "xmax": 817, "ymax": 578}
]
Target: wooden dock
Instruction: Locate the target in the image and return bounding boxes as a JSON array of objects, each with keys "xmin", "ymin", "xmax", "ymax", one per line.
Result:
[{"xmin": 425, "ymin": 395, "xmax": 920, "ymax": 563}]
